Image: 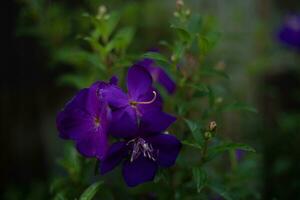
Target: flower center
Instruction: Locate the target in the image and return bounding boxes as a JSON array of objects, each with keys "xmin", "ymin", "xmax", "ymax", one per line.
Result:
[
  {"xmin": 127, "ymin": 138, "xmax": 158, "ymax": 162},
  {"xmin": 93, "ymin": 117, "xmax": 101, "ymax": 128},
  {"xmin": 129, "ymin": 91, "xmax": 157, "ymax": 107}
]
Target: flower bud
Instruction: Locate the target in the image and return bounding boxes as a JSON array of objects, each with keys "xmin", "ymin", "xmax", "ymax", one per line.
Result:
[
  {"xmin": 176, "ymin": 0, "xmax": 184, "ymax": 8},
  {"xmin": 204, "ymin": 131, "xmax": 212, "ymax": 140},
  {"xmin": 208, "ymin": 121, "xmax": 217, "ymax": 132}
]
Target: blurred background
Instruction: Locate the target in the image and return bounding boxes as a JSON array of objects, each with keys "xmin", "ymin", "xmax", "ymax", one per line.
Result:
[{"xmin": 3, "ymin": 0, "xmax": 300, "ymax": 199}]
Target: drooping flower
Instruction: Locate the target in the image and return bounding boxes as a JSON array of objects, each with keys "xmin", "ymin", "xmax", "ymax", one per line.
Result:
[
  {"xmin": 56, "ymin": 81, "xmax": 111, "ymax": 160},
  {"xmin": 100, "ymin": 124, "xmax": 181, "ymax": 187},
  {"xmin": 135, "ymin": 58, "xmax": 176, "ymax": 94},
  {"xmin": 278, "ymin": 15, "xmax": 300, "ymax": 50},
  {"xmin": 101, "ymin": 66, "xmax": 175, "ymax": 138}
]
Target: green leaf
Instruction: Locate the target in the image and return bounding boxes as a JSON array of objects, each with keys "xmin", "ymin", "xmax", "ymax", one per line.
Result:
[
  {"xmin": 50, "ymin": 177, "xmax": 66, "ymax": 194},
  {"xmin": 188, "ymin": 83, "xmax": 210, "ymax": 97},
  {"xmin": 58, "ymin": 74, "xmax": 89, "ymax": 89},
  {"xmin": 184, "ymin": 119, "xmax": 203, "ymax": 145},
  {"xmin": 79, "ymin": 181, "xmax": 103, "ymax": 200},
  {"xmin": 222, "ymin": 102, "xmax": 257, "ymax": 113},
  {"xmin": 199, "ymin": 67, "xmax": 230, "ymax": 79},
  {"xmin": 99, "ymin": 12, "xmax": 120, "ymax": 41},
  {"xmin": 142, "ymin": 52, "xmax": 170, "ymax": 64},
  {"xmin": 182, "ymin": 140, "xmax": 202, "ymax": 150},
  {"xmin": 53, "ymin": 192, "xmax": 67, "ymax": 200},
  {"xmin": 111, "ymin": 27, "xmax": 134, "ymax": 52},
  {"xmin": 171, "ymin": 26, "xmax": 192, "ymax": 44},
  {"xmin": 207, "ymin": 142, "xmax": 256, "ymax": 161},
  {"xmin": 209, "ymin": 183, "xmax": 233, "ymax": 200},
  {"xmin": 57, "ymin": 144, "xmax": 82, "ymax": 178},
  {"xmin": 192, "ymin": 168, "xmax": 208, "ymax": 193},
  {"xmin": 187, "ymin": 14, "xmax": 202, "ymax": 34},
  {"xmin": 197, "ymin": 32, "xmax": 220, "ymax": 55}
]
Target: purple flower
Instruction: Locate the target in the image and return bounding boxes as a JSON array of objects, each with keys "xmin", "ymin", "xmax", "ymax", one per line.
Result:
[
  {"xmin": 56, "ymin": 81, "xmax": 111, "ymax": 160},
  {"xmin": 135, "ymin": 58, "xmax": 176, "ymax": 94},
  {"xmin": 100, "ymin": 129, "xmax": 181, "ymax": 187},
  {"xmin": 278, "ymin": 15, "xmax": 300, "ymax": 50},
  {"xmin": 101, "ymin": 66, "xmax": 175, "ymax": 138},
  {"xmin": 235, "ymin": 149, "xmax": 246, "ymax": 161}
]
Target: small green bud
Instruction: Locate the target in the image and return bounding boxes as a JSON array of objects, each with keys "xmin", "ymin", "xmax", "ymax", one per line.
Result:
[
  {"xmin": 204, "ymin": 131, "xmax": 212, "ymax": 140},
  {"xmin": 185, "ymin": 9, "xmax": 191, "ymax": 16}
]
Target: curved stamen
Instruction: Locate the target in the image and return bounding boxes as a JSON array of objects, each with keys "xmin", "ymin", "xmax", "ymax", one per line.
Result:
[{"xmin": 136, "ymin": 91, "xmax": 157, "ymax": 105}]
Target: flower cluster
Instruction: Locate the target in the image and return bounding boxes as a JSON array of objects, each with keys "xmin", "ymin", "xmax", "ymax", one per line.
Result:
[{"xmin": 56, "ymin": 59, "xmax": 181, "ymax": 187}]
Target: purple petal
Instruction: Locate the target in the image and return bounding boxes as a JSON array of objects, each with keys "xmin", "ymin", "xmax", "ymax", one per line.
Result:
[
  {"xmin": 101, "ymin": 85, "xmax": 129, "ymax": 109},
  {"xmin": 109, "ymin": 106, "xmax": 139, "ymax": 138},
  {"xmin": 56, "ymin": 89, "xmax": 94, "ymax": 140},
  {"xmin": 122, "ymin": 156, "xmax": 158, "ymax": 187},
  {"xmin": 127, "ymin": 66, "xmax": 153, "ymax": 100},
  {"xmin": 100, "ymin": 141, "xmax": 128, "ymax": 174},
  {"xmin": 147, "ymin": 133, "xmax": 181, "ymax": 167},
  {"xmin": 76, "ymin": 127, "xmax": 108, "ymax": 160},
  {"xmin": 109, "ymin": 76, "xmax": 119, "ymax": 85},
  {"xmin": 145, "ymin": 65, "xmax": 176, "ymax": 94},
  {"xmin": 135, "ymin": 58, "xmax": 154, "ymax": 68},
  {"xmin": 56, "ymin": 82, "xmax": 111, "ymax": 159},
  {"xmin": 278, "ymin": 15, "xmax": 300, "ymax": 49},
  {"xmin": 141, "ymin": 110, "xmax": 176, "ymax": 133},
  {"xmin": 136, "ymin": 88, "xmax": 163, "ymax": 114},
  {"xmin": 57, "ymin": 106, "xmax": 92, "ymax": 140}
]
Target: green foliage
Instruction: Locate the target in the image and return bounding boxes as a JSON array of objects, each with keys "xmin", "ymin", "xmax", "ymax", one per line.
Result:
[
  {"xmin": 207, "ymin": 142, "xmax": 256, "ymax": 161},
  {"xmin": 16, "ymin": 0, "xmax": 259, "ymax": 199},
  {"xmin": 192, "ymin": 168, "xmax": 208, "ymax": 193},
  {"xmin": 79, "ymin": 181, "xmax": 103, "ymax": 200},
  {"xmin": 184, "ymin": 119, "xmax": 204, "ymax": 145}
]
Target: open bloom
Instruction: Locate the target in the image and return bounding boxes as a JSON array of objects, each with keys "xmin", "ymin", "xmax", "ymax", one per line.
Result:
[
  {"xmin": 100, "ymin": 127, "xmax": 181, "ymax": 187},
  {"xmin": 278, "ymin": 15, "xmax": 300, "ymax": 50},
  {"xmin": 135, "ymin": 58, "xmax": 176, "ymax": 94},
  {"xmin": 101, "ymin": 66, "xmax": 175, "ymax": 138},
  {"xmin": 56, "ymin": 82, "xmax": 111, "ymax": 160}
]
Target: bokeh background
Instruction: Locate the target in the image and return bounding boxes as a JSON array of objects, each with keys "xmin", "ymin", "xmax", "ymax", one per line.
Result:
[{"xmin": 3, "ymin": 0, "xmax": 300, "ymax": 199}]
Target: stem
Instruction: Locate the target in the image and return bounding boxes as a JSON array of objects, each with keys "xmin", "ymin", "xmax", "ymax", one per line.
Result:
[{"xmin": 200, "ymin": 138, "xmax": 209, "ymax": 164}]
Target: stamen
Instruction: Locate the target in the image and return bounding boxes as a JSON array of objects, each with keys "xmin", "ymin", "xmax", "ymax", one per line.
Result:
[
  {"xmin": 136, "ymin": 91, "xmax": 157, "ymax": 105},
  {"xmin": 130, "ymin": 91, "xmax": 157, "ymax": 107},
  {"xmin": 93, "ymin": 117, "xmax": 101, "ymax": 128},
  {"xmin": 126, "ymin": 138, "xmax": 158, "ymax": 162}
]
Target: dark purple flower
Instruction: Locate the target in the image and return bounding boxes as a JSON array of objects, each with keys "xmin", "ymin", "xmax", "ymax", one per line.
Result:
[
  {"xmin": 135, "ymin": 58, "xmax": 176, "ymax": 94},
  {"xmin": 100, "ymin": 129, "xmax": 181, "ymax": 187},
  {"xmin": 101, "ymin": 66, "xmax": 175, "ymax": 138},
  {"xmin": 56, "ymin": 81, "xmax": 111, "ymax": 160},
  {"xmin": 278, "ymin": 15, "xmax": 300, "ymax": 50}
]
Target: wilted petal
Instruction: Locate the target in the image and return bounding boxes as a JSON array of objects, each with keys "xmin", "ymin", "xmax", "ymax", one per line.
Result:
[
  {"xmin": 141, "ymin": 110, "xmax": 176, "ymax": 133},
  {"xmin": 100, "ymin": 141, "xmax": 128, "ymax": 174},
  {"xmin": 122, "ymin": 156, "xmax": 158, "ymax": 187},
  {"xmin": 147, "ymin": 133, "xmax": 181, "ymax": 167},
  {"xmin": 127, "ymin": 66, "xmax": 153, "ymax": 100}
]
